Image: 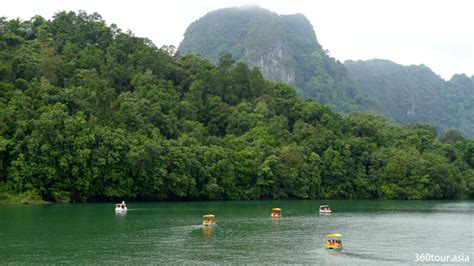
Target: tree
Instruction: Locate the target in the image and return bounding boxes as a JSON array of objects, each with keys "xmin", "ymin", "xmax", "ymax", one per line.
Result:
[
  {"xmin": 0, "ymin": 11, "xmax": 471, "ymax": 203},
  {"xmin": 440, "ymin": 129, "xmax": 466, "ymax": 144}
]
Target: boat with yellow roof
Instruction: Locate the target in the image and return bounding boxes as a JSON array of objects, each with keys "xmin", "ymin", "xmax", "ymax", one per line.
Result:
[
  {"xmin": 271, "ymin": 208, "xmax": 282, "ymax": 217},
  {"xmin": 325, "ymin": 233, "xmax": 343, "ymax": 252},
  {"xmin": 202, "ymin": 214, "xmax": 216, "ymax": 226}
]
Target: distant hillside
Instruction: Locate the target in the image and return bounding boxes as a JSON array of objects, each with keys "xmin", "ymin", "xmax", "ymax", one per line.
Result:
[
  {"xmin": 345, "ymin": 59, "xmax": 474, "ymax": 136},
  {"xmin": 179, "ymin": 6, "xmax": 377, "ymax": 113}
]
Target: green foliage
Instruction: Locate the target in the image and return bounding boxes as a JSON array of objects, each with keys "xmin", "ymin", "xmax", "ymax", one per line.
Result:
[
  {"xmin": 178, "ymin": 7, "xmax": 378, "ymax": 113},
  {"xmin": 0, "ymin": 189, "xmax": 45, "ymax": 204},
  {"xmin": 0, "ymin": 11, "xmax": 472, "ymax": 202},
  {"xmin": 440, "ymin": 129, "xmax": 466, "ymax": 144},
  {"xmin": 345, "ymin": 59, "xmax": 474, "ymax": 137}
]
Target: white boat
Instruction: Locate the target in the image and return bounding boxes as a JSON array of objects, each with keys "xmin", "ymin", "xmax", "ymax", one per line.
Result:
[
  {"xmin": 115, "ymin": 201, "xmax": 127, "ymax": 212},
  {"xmin": 319, "ymin": 205, "xmax": 332, "ymax": 213}
]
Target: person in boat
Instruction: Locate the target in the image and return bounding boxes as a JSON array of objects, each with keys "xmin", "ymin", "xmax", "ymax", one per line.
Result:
[{"xmin": 327, "ymin": 239, "xmax": 341, "ymax": 246}]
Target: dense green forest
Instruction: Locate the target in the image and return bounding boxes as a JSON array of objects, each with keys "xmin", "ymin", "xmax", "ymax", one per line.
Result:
[
  {"xmin": 0, "ymin": 12, "xmax": 472, "ymax": 203},
  {"xmin": 345, "ymin": 59, "xmax": 474, "ymax": 137},
  {"xmin": 179, "ymin": 7, "xmax": 377, "ymax": 113}
]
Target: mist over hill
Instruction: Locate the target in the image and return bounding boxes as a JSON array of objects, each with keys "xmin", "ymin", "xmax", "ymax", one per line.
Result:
[
  {"xmin": 179, "ymin": 6, "xmax": 473, "ymax": 137},
  {"xmin": 345, "ymin": 59, "xmax": 474, "ymax": 137},
  {"xmin": 179, "ymin": 6, "xmax": 377, "ymax": 113}
]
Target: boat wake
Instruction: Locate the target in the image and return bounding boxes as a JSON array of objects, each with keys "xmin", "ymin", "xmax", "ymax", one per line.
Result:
[{"xmin": 342, "ymin": 251, "xmax": 405, "ymax": 263}]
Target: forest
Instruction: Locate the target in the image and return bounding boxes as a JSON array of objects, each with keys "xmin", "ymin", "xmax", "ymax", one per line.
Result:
[
  {"xmin": 180, "ymin": 7, "xmax": 474, "ymax": 137},
  {"xmin": 179, "ymin": 7, "xmax": 377, "ymax": 114},
  {"xmin": 0, "ymin": 11, "xmax": 472, "ymax": 203},
  {"xmin": 345, "ymin": 59, "xmax": 474, "ymax": 137}
]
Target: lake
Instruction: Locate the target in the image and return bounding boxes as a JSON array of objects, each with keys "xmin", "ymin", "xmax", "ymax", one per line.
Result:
[{"xmin": 0, "ymin": 200, "xmax": 472, "ymax": 264}]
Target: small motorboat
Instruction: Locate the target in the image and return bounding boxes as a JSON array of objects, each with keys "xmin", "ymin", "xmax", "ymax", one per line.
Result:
[
  {"xmin": 271, "ymin": 208, "xmax": 282, "ymax": 218},
  {"xmin": 202, "ymin": 214, "xmax": 216, "ymax": 226},
  {"xmin": 319, "ymin": 205, "xmax": 332, "ymax": 213},
  {"xmin": 115, "ymin": 201, "xmax": 127, "ymax": 212},
  {"xmin": 325, "ymin": 233, "xmax": 343, "ymax": 252}
]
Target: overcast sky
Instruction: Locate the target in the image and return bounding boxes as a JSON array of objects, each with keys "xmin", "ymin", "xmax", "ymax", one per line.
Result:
[{"xmin": 3, "ymin": 0, "xmax": 473, "ymax": 80}]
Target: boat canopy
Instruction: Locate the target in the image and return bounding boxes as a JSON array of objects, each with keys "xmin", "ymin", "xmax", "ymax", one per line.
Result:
[
  {"xmin": 272, "ymin": 208, "xmax": 281, "ymax": 211},
  {"xmin": 320, "ymin": 205, "xmax": 329, "ymax": 208},
  {"xmin": 326, "ymin": 233, "xmax": 342, "ymax": 237},
  {"xmin": 203, "ymin": 214, "xmax": 215, "ymax": 218}
]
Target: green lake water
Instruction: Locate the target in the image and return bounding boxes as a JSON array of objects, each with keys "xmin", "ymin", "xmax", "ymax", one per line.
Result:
[{"xmin": 0, "ymin": 200, "xmax": 472, "ymax": 264}]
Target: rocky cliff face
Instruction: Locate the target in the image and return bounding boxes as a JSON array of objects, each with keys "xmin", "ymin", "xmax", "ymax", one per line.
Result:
[
  {"xmin": 245, "ymin": 42, "xmax": 295, "ymax": 85},
  {"xmin": 242, "ymin": 15, "xmax": 295, "ymax": 85},
  {"xmin": 179, "ymin": 6, "xmax": 376, "ymax": 113}
]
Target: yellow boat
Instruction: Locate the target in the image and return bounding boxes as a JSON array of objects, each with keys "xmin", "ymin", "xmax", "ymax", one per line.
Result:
[
  {"xmin": 202, "ymin": 214, "xmax": 216, "ymax": 226},
  {"xmin": 325, "ymin": 233, "xmax": 343, "ymax": 252},
  {"xmin": 271, "ymin": 208, "xmax": 282, "ymax": 217}
]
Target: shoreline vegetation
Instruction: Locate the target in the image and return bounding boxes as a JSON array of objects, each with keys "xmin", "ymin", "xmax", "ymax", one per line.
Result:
[
  {"xmin": 0, "ymin": 191, "xmax": 49, "ymax": 204},
  {"xmin": 0, "ymin": 12, "xmax": 473, "ymax": 204},
  {"xmin": 1, "ymin": 196, "xmax": 473, "ymax": 205}
]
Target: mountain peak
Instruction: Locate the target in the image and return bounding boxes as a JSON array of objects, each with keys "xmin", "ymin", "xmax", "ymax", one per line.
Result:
[{"xmin": 179, "ymin": 7, "xmax": 374, "ymax": 113}]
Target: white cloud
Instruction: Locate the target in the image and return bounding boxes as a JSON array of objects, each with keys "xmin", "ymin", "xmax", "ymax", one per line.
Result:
[{"xmin": 2, "ymin": 0, "xmax": 473, "ymax": 79}]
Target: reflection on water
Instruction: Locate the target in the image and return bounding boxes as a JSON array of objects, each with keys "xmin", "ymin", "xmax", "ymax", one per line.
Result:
[
  {"xmin": 271, "ymin": 217, "xmax": 281, "ymax": 232},
  {"xmin": 202, "ymin": 226, "xmax": 214, "ymax": 238},
  {"xmin": 326, "ymin": 249, "xmax": 344, "ymax": 255}
]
